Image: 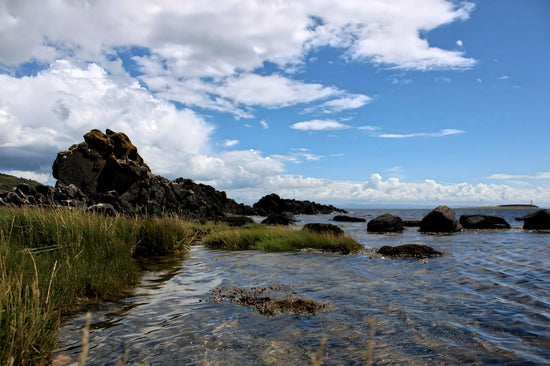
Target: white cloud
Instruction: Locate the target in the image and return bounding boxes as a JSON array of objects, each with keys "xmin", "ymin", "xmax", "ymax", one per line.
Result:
[
  {"xmin": 434, "ymin": 76, "xmax": 452, "ymax": 83},
  {"xmin": 377, "ymin": 128, "xmax": 465, "ymax": 138},
  {"xmin": 219, "ymin": 139, "xmax": 239, "ymax": 148},
  {"xmin": 224, "ymin": 173, "xmax": 550, "ymax": 206},
  {"xmin": 498, "ymin": 75, "xmax": 510, "ymax": 80},
  {"xmin": 260, "ymin": 120, "xmax": 269, "ymax": 129},
  {"xmin": 316, "ymin": 94, "xmax": 372, "ymax": 113},
  {"xmin": 1, "ymin": 0, "xmax": 476, "ymax": 74},
  {"xmin": 456, "ymin": 40, "xmax": 463, "ymax": 47},
  {"xmin": 4, "ymin": 170, "xmax": 53, "ymax": 185},
  {"xmin": 290, "ymin": 119, "xmax": 351, "ymax": 131},
  {"xmin": 487, "ymin": 172, "xmax": 550, "ymax": 180},
  {"xmin": 0, "ymin": 60, "xmax": 284, "ymax": 185}
]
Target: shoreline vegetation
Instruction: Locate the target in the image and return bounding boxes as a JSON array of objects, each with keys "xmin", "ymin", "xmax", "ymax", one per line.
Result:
[{"xmin": 0, "ymin": 206, "xmax": 359, "ymax": 365}]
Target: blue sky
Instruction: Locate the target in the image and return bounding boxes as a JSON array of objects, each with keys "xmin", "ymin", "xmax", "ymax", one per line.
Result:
[{"xmin": 0, "ymin": 0, "xmax": 549, "ymax": 207}]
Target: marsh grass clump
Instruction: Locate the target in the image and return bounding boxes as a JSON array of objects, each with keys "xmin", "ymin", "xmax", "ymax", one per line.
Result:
[
  {"xmin": 203, "ymin": 225, "xmax": 362, "ymax": 254},
  {"xmin": 0, "ymin": 206, "xmax": 197, "ymax": 365}
]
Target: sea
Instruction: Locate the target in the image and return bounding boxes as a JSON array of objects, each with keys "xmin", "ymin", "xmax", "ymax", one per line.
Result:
[{"xmin": 54, "ymin": 208, "xmax": 550, "ymax": 365}]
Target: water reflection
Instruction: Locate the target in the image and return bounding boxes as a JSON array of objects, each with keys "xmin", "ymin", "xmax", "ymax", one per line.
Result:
[{"xmin": 55, "ymin": 209, "xmax": 550, "ymax": 365}]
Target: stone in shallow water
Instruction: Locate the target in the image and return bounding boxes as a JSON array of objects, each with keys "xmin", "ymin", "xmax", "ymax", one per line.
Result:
[{"xmin": 377, "ymin": 244, "xmax": 442, "ymax": 258}]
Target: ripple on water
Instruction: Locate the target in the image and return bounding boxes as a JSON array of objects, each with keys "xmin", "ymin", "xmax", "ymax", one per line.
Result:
[{"xmin": 54, "ymin": 209, "xmax": 550, "ymax": 365}]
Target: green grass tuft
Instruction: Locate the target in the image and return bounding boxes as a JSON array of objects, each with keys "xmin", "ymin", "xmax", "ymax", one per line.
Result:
[
  {"xmin": 203, "ymin": 225, "xmax": 362, "ymax": 254},
  {"xmin": 0, "ymin": 206, "xmax": 198, "ymax": 365}
]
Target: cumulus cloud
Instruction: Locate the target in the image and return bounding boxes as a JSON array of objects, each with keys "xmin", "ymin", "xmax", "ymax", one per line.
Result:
[
  {"xmin": 1, "ymin": 0, "xmax": 476, "ymax": 73},
  {"xmin": 290, "ymin": 119, "xmax": 351, "ymax": 131},
  {"xmin": 224, "ymin": 173, "xmax": 550, "ymax": 206},
  {"xmin": 0, "ymin": 60, "xmax": 282, "ymax": 185}
]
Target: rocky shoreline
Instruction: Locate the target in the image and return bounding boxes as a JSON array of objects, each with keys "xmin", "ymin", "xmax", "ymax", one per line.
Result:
[
  {"xmin": 1, "ymin": 129, "xmax": 549, "ymax": 232},
  {"xmin": 0, "ymin": 129, "xmax": 343, "ymax": 220}
]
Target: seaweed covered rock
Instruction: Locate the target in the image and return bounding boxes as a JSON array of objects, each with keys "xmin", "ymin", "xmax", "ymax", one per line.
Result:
[
  {"xmin": 367, "ymin": 214, "xmax": 404, "ymax": 233},
  {"xmin": 378, "ymin": 244, "xmax": 442, "ymax": 258},
  {"xmin": 459, "ymin": 214, "xmax": 510, "ymax": 230},
  {"xmin": 332, "ymin": 215, "xmax": 366, "ymax": 222},
  {"xmin": 420, "ymin": 205, "xmax": 461, "ymax": 233},
  {"xmin": 302, "ymin": 223, "xmax": 344, "ymax": 236},
  {"xmin": 253, "ymin": 193, "xmax": 346, "ymax": 216},
  {"xmin": 522, "ymin": 209, "xmax": 550, "ymax": 230}
]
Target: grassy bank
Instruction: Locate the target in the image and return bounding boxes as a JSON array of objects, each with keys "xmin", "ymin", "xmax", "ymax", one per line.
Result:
[
  {"xmin": 203, "ymin": 225, "xmax": 363, "ymax": 254},
  {"xmin": 0, "ymin": 206, "xmax": 197, "ymax": 365}
]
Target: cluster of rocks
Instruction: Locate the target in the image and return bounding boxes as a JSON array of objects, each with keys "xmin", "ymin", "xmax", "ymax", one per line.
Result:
[
  {"xmin": 0, "ymin": 129, "xmax": 346, "ymax": 222},
  {"xmin": 351, "ymin": 205, "xmax": 549, "ymax": 234}
]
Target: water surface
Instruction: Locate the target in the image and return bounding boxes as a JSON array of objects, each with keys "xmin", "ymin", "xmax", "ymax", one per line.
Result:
[{"xmin": 55, "ymin": 209, "xmax": 550, "ymax": 365}]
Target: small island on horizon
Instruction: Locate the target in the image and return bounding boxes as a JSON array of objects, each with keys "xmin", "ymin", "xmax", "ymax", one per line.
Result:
[{"xmin": 456, "ymin": 204, "xmax": 540, "ymax": 210}]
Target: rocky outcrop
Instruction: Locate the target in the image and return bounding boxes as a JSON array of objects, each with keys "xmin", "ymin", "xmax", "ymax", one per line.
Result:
[
  {"xmin": 459, "ymin": 215, "xmax": 511, "ymax": 230},
  {"xmin": 367, "ymin": 214, "xmax": 404, "ymax": 233},
  {"xmin": 332, "ymin": 215, "xmax": 366, "ymax": 223},
  {"xmin": 377, "ymin": 244, "xmax": 442, "ymax": 258},
  {"xmin": 522, "ymin": 209, "xmax": 550, "ymax": 230},
  {"xmin": 302, "ymin": 223, "xmax": 344, "ymax": 236},
  {"xmin": 46, "ymin": 129, "xmax": 254, "ymax": 217},
  {"xmin": 253, "ymin": 193, "xmax": 346, "ymax": 216},
  {"xmin": 261, "ymin": 212, "xmax": 296, "ymax": 225},
  {"xmin": 420, "ymin": 205, "xmax": 462, "ymax": 233}
]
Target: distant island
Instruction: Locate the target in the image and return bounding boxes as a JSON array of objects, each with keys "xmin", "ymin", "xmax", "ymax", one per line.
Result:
[{"xmin": 457, "ymin": 204, "xmax": 539, "ymax": 210}]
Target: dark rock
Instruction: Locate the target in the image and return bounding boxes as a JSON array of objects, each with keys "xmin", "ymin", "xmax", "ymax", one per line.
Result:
[
  {"xmin": 367, "ymin": 214, "xmax": 404, "ymax": 233},
  {"xmin": 420, "ymin": 205, "xmax": 461, "ymax": 233},
  {"xmin": 87, "ymin": 203, "xmax": 117, "ymax": 216},
  {"xmin": 302, "ymin": 223, "xmax": 344, "ymax": 236},
  {"xmin": 261, "ymin": 212, "xmax": 296, "ymax": 225},
  {"xmin": 522, "ymin": 209, "xmax": 550, "ymax": 230},
  {"xmin": 459, "ymin": 215, "xmax": 511, "ymax": 230},
  {"xmin": 332, "ymin": 215, "xmax": 366, "ymax": 223},
  {"xmin": 253, "ymin": 193, "xmax": 346, "ymax": 216},
  {"xmin": 4, "ymin": 191, "xmax": 27, "ymax": 206},
  {"xmin": 404, "ymin": 220, "xmax": 421, "ymax": 227},
  {"xmin": 16, "ymin": 183, "xmax": 31, "ymax": 195},
  {"xmin": 378, "ymin": 244, "xmax": 442, "ymax": 258},
  {"xmin": 51, "ymin": 129, "xmax": 254, "ymax": 218},
  {"xmin": 217, "ymin": 215, "xmax": 255, "ymax": 227}
]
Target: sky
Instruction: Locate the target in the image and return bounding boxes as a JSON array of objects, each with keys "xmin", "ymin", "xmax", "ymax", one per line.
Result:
[{"xmin": 0, "ymin": 0, "xmax": 549, "ymax": 207}]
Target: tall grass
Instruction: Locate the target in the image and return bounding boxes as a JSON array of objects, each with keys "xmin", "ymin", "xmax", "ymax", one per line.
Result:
[
  {"xmin": 203, "ymin": 225, "xmax": 363, "ymax": 254},
  {"xmin": 0, "ymin": 206, "xmax": 197, "ymax": 365}
]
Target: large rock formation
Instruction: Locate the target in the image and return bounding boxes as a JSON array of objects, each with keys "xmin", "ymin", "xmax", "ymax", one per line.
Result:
[
  {"xmin": 253, "ymin": 193, "xmax": 346, "ymax": 216},
  {"xmin": 51, "ymin": 129, "xmax": 254, "ymax": 217},
  {"xmin": 419, "ymin": 205, "xmax": 462, "ymax": 233},
  {"xmin": 522, "ymin": 209, "xmax": 550, "ymax": 230},
  {"xmin": 367, "ymin": 213, "xmax": 404, "ymax": 233},
  {"xmin": 459, "ymin": 214, "xmax": 511, "ymax": 230}
]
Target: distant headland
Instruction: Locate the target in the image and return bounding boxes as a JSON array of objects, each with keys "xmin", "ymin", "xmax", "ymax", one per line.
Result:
[{"xmin": 457, "ymin": 204, "xmax": 540, "ymax": 210}]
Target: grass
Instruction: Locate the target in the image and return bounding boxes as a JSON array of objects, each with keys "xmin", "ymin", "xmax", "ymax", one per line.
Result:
[
  {"xmin": 0, "ymin": 206, "xmax": 198, "ymax": 365},
  {"xmin": 203, "ymin": 225, "xmax": 363, "ymax": 254},
  {"xmin": 0, "ymin": 173, "xmax": 42, "ymax": 192}
]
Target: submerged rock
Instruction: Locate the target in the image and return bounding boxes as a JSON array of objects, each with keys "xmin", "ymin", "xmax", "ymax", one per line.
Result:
[
  {"xmin": 459, "ymin": 214, "xmax": 510, "ymax": 230},
  {"xmin": 332, "ymin": 215, "xmax": 366, "ymax": 222},
  {"xmin": 367, "ymin": 214, "xmax": 404, "ymax": 233},
  {"xmin": 302, "ymin": 223, "xmax": 344, "ymax": 236},
  {"xmin": 522, "ymin": 209, "xmax": 550, "ymax": 230},
  {"xmin": 378, "ymin": 244, "xmax": 442, "ymax": 258},
  {"xmin": 420, "ymin": 205, "xmax": 461, "ymax": 233},
  {"xmin": 204, "ymin": 285, "xmax": 330, "ymax": 317}
]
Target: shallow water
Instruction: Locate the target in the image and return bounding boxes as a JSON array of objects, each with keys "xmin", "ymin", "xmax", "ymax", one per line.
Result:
[{"xmin": 54, "ymin": 209, "xmax": 550, "ymax": 365}]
